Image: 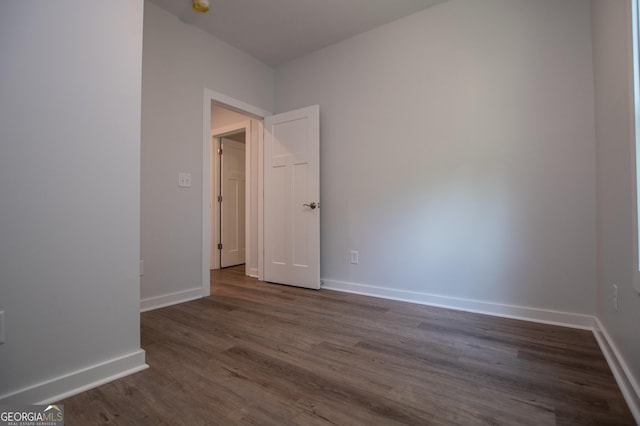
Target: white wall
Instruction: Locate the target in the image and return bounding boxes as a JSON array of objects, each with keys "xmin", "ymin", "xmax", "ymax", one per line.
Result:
[
  {"xmin": 275, "ymin": 0, "xmax": 597, "ymax": 315},
  {"xmin": 592, "ymin": 0, "xmax": 640, "ymax": 407},
  {"xmin": 0, "ymin": 1, "xmax": 146, "ymax": 402},
  {"xmin": 141, "ymin": 2, "xmax": 273, "ymax": 306},
  {"xmin": 211, "ymin": 105, "xmax": 261, "ymax": 277}
]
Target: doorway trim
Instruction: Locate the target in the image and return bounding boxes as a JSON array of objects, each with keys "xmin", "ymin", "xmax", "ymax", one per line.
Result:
[
  {"xmin": 211, "ymin": 121, "xmax": 250, "ymax": 271},
  {"xmin": 202, "ymin": 88, "xmax": 270, "ymax": 296}
]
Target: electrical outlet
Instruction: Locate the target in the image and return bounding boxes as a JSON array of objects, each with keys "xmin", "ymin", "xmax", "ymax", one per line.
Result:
[
  {"xmin": 613, "ymin": 284, "xmax": 619, "ymax": 311},
  {"xmin": 0, "ymin": 311, "xmax": 5, "ymax": 345},
  {"xmin": 350, "ymin": 250, "xmax": 359, "ymax": 264},
  {"xmin": 178, "ymin": 172, "xmax": 192, "ymax": 188}
]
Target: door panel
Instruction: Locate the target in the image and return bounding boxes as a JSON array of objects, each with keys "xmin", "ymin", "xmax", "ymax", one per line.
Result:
[
  {"xmin": 264, "ymin": 105, "xmax": 320, "ymax": 289},
  {"xmin": 221, "ymin": 138, "xmax": 246, "ymax": 267}
]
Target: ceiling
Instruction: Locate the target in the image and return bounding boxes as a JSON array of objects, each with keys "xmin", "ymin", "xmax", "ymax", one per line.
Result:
[{"xmin": 147, "ymin": 0, "xmax": 448, "ymax": 67}]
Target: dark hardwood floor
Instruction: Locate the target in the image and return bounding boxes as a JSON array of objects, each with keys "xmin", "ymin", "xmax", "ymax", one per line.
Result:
[{"xmin": 61, "ymin": 266, "xmax": 635, "ymax": 425}]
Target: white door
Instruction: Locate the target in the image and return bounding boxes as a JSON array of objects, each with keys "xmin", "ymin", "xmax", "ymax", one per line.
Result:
[
  {"xmin": 220, "ymin": 137, "xmax": 246, "ymax": 267},
  {"xmin": 264, "ymin": 105, "xmax": 320, "ymax": 289}
]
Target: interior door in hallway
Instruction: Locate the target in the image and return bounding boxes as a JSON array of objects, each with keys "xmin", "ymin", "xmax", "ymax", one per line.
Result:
[{"xmin": 220, "ymin": 137, "xmax": 246, "ymax": 268}]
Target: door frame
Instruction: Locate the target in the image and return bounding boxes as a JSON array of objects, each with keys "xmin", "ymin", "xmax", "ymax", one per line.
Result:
[
  {"xmin": 201, "ymin": 89, "xmax": 270, "ymax": 297},
  {"xmin": 211, "ymin": 121, "xmax": 250, "ymax": 270}
]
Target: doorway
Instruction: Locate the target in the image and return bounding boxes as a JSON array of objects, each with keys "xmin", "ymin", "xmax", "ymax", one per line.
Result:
[
  {"xmin": 201, "ymin": 88, "xmax": 321, "ymax": 296},
  {"xmin": 210, "ymin": 103, "xmax": 260, "ymax": 278}
]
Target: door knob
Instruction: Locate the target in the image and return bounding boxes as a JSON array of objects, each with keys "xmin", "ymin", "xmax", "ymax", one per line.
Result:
[{"xmin": 303, "ymin": 202, "xmax": 318, "ymax": 210}]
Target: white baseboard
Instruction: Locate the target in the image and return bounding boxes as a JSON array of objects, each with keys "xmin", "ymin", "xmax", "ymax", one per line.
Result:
[
  {"xmin": 0, "ymin": 349, "xmax": 148, "ymax": 405},
  {"xmin": 140, "ymin": 287, "xmax": 203, "ymax": 312},
  {"xmin": 321, "ymin": 279, "xmax": 595, "ymax": 330},
  {"xmin": 593, "ymin": 318, "xmax": 640, "ymax": 424}
]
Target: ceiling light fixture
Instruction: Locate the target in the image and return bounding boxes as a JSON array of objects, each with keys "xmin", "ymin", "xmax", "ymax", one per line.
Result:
[{"xmin": 192, "ymin": 0, "xmax": 210, "ymax": 13}]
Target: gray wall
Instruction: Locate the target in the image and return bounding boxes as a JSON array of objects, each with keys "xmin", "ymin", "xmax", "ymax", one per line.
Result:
[
  {"xmin": 140, "ymin": 2, "xmax": 274, "ymax": 304},
  {"xmin": 592, "ymin": 0, "xmax": 640, "ymax": 398},
  {"xmin": 275, "ymin": 0, "xmax": 597, "ymax": 314},
  {"xmin": 0, "ymin": 1, "xmax": 144, "ymax": 400}
]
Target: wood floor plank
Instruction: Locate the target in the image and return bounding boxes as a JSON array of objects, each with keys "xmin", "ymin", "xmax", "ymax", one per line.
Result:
[{"xmin": 59, "ymin": 266, "xmax": 635, "ymax": 425}]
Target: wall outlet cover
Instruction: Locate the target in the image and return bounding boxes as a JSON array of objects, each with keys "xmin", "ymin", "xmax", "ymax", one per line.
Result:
[
  {"xmin": 178, "ymin": 172, "xmax": 192, "ymax": 188},
  {"xmin": 0, "ymin": 311, "xmax": 4, "ymax": 344}
]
